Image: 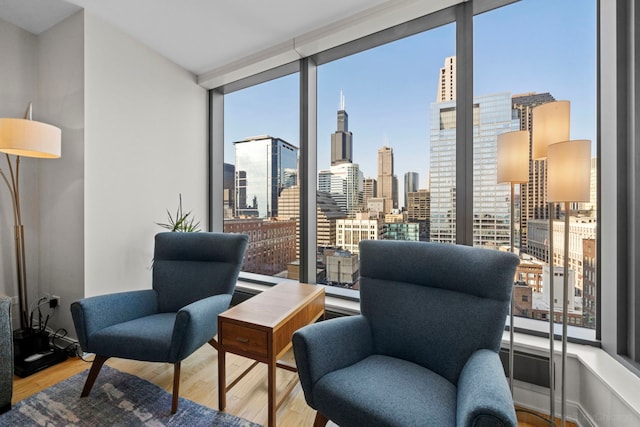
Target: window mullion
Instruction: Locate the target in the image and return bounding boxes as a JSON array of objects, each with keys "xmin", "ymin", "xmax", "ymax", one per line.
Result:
[{"xmin": 455, "ymin": 2, "xmax": 473, "ymax": 245}]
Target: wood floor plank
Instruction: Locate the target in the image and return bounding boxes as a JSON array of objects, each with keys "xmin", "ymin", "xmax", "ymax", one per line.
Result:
[{"xmin": 12, "ymin": 344, "xmax": 574, "ymax": 427}]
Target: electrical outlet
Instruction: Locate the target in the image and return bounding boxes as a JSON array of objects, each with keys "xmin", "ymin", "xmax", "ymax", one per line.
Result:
[{"xmin": 49, "ymin": 295, "xmax": 60, "ymax": 308}]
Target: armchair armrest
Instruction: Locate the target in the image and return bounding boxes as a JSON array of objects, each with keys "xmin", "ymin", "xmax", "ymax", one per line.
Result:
[
  {"xmin": 170, "ymin": 293, "xmax": 233, "ymax": 361},
  {"xmin": 71, "ymin": 290, "xmax": 158, "ymax": 352},
  {"xmin": 456, "ymin": 349, "xmax": 517, "ymax": 427},
  {"xmin": 292, "ymin": 315, "xmax": 373, "ymax": 408}
]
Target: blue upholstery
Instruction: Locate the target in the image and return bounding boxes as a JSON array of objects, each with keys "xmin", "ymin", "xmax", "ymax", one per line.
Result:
[
  {"xmin": 71, "ymin": 232, "xmax": 247, "ymax": 413},
  {"xmin": 293, "ymin": 240, "xmax": 519, "ymax": 427}
]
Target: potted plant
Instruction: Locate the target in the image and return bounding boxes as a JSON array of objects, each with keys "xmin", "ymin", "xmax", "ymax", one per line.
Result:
[{"xmin": 156, "ymin": 194, "xmax": 201, "ymax": 232}]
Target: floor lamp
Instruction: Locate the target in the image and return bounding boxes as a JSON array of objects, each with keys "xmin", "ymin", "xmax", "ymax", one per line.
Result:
[
  {"xmin": 547, "ymin": 139, "xmax": 591, "ymax": 427},
  {"xmin": 0, "ymin": 103, "xmax": 61, "ymax": 331},
  {"xmin": 497, "ymin": 130, "xmax": 529, "ymax": 394},
  {"xmin": 532, "ymin": 100, "xmax": 570, "ymax": 423}
]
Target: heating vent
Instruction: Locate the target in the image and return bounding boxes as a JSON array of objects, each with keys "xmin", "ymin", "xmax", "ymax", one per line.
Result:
[{"xmin": 500, "ymin": 348, "xmax": 550, "ymax": 388}]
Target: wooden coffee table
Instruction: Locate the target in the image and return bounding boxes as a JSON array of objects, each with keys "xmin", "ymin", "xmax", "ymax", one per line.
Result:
[{"xmin": 217, "ymin": 282, "xmax": 325, "ymax": 427}]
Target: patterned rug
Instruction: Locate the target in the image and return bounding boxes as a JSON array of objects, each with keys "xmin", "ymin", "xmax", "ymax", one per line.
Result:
[{"xmin": 1, "ymin": 365, "xmax": 261, "ymax": 426}]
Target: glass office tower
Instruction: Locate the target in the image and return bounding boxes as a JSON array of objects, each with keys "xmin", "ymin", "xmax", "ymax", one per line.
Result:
[
  {"xmin": 234, "ymin": 135, "xmax": 298, "ymax": 218},
  {"xmin": 430, "ymin": 92, "xmax": 519, "ymax": 247}
]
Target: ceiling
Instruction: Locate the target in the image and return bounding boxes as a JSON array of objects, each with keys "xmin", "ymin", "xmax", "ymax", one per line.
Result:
[{"xmin": 0, "ymin": 0, "xmax": 392, "ymax": 75}]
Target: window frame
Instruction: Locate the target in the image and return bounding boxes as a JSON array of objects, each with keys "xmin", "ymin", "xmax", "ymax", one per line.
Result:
[{"xmin": 206, "ymin": 0, "xmax": 619, "ymax": 356}]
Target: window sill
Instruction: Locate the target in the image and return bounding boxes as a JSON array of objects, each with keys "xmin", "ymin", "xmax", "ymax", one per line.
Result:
[{"xmin": 503, "ymin": 330, "xmax": 640, "ymax": 425}]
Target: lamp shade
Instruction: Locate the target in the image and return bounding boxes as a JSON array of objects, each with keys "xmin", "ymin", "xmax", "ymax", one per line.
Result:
[
  {"xmin": 497, "ymin": 130, "xmax": 529, "ymax": 184},
  {"xmin": 532, "ymin": 101, "xmax": 570, "ymax": 160},
  {"xmin": 547, "ymin": 140, "xmax": 591, "ymax": 202},
  {"xmin": 0, "ymin": 118, "xmax": 61, "ymax": 158}
]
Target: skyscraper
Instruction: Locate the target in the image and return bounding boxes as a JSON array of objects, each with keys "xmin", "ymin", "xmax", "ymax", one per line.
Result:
[
  {"xmin": 407, "ymin": 189, "xmax": 430, "ymax": 241},
  {"xmin": 377, "ymin": 146, "xmax": 395, "ymax": 212},
  {"xmin": 512, "ymin": 92, "xmax": 558, "ymax": 251},
  {"xmin": 331, "ymin": 92, "xmax": 353, "ymax": 165},
  {"xmin": 404, "ymin": 172, "xmax": 419, "ymax": 210},
  {"xmin": 437, "ymin": 56, "xmax": 456, "ymax": 102},
  {"xmin": 362, "ymin": 178, "xmax": 377, "ymax": 210},
  {"xmin": 430, "ymin": 92, "xmax": 519, "ymax": 246},
  {"xmin": 318, "ymin": 162, "xmax": 363, "ymax": 217},
  {"xmin": 223, "ymin": 162, "xmax": 235, "ymax": 218},
  {"xmin": 234, "ymin": 135, "xmax": 298, "ymax": 218},
  {"xmin": 278, "ymin": 185, "xmax": 347, "ymax": 259}
]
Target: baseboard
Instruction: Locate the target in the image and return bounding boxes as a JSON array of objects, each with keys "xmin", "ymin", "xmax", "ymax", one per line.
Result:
[{"xmin": 513, "ymin": 380, "xmax": 584, "ymax": 426}]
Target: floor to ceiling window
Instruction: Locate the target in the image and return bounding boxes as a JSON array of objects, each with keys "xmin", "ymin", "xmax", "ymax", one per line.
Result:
[
  {"xmin": 474, "ymin": 0, "xmax": 597, "ymax": 337},
  {"xmin": 212, "ymin": 0, "xmax": 600, "ymax": 343},
  {"xmin": 222, "ymin": 74, "xmax": 300, "ymax": 277}
]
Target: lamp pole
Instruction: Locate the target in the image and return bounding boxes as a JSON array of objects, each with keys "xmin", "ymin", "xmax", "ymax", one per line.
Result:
[
  {"xmin": 0, "ymin": 105, "xmax": 32, "ymax": 330},
  {"xmin": 561, "ymin": 202, "xmax": 570, "ymax": 427},
  {"xmin": 0, "ymin": 103, "xmax": 62, "ymax": 331}
]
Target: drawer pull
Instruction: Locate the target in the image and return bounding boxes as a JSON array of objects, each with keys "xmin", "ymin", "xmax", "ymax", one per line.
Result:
[{"xmin": 236, "ymin": 337, "xmax": 249, "ymax": 343}]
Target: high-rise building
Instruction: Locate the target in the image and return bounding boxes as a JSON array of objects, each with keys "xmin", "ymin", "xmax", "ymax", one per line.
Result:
[
  {"xmin": 384, "ymin": 222, "xmax": 420, "ymax": 241},
  {"xmin": 318, "ymin": 163, "xmax": 363, "ymax": 217},
  {"xmin": 527, "ymin": 216, "xmax": 597, "ymax": 293},
  {"xmin": 437, "ymin": 56, "xmax": 456, "ymax": 102},
  {"xmin": 223, "ymin": 163, "xmax": 235, "ymax": 218},
  {"xmin": 582, "ymin": 238, "xmax": 597, "ymax": 329},
  {"xmin": 579, "ymin": 157, "xmax": 598, "ymax": 215},
  {"xmin": 377, "ymin": 146, "xmax": 395, "ymax": 212},
  {"xmin": 234, "ymin": 135, "xmax": 298, "ymax": 218},
  {"xmin": 407, "ymin": 189, "xmax": 430, "ymax": 241},
  {"xmin": 362, "ymin": 178, "xmax": 377, "ymax": 210},
  {"xmin": 278, "ymin": 185, "xmax": 347, "ymax": 257},
  {"xmin": 430, "ymin": 92, "xmax": 518, "ymax": 246},
  {"xmin": 512, "ymin": 92, "xmax": 558, "ymax": 251},
  {"xmin": 331, "ymin": 92, "xmax": 353, "ymax": 165},
  {"xmin": 404, "ymin": 172, "xmax": 419, "ymax": 211}
]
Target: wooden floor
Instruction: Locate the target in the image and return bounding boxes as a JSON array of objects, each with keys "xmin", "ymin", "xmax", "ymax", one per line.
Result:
[{"xmin": 12, "ymin": 344, "xmax": 571, "ymax": 427}]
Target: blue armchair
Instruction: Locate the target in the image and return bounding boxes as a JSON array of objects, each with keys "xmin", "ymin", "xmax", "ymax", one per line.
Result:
[
  {"xmin": 71, "ymin": 232, "xmax": 248, "ymax": 413},
  {"xmin": 293, "ymin": 240, "xmax": 520, "ymax": 427}
]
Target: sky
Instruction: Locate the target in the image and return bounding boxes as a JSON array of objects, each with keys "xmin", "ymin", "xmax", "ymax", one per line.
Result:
[{"xmin": 224, "ymin": 0, "xmax": 596, "ymax": 204}]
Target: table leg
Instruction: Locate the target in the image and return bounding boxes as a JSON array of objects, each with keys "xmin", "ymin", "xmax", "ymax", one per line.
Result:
[
  {"xmin": 218, "ymin": 349, "xmax": 226, "ymax": 410},
  {"xmin": 268, "ymin": 358, "xmax": 276, "ymax": 427}
]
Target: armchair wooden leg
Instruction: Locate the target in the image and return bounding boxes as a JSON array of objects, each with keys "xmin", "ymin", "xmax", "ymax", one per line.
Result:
[
  {"xmin": 313, "ymin": 411, "xmax": 329, "ymax": 427},
  {"xmin": 171, "ymin": 362, "xmax": 181, "ymax": 414},
  {"xmin": 81, "ymin": 355, "xmax": 109, "ymax": 397}
]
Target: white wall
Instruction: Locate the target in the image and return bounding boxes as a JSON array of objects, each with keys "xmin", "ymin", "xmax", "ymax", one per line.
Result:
[
  {"xmin": 37, "ymin": 11, "xmax": 85, "ymax": 338},
  {"xmin": 0, "ymin": 18, "xmax": 39, "ymax": 328},
  {"xmin": 83, "ymin": 12, "xmax": 208, "ymax": 298}
]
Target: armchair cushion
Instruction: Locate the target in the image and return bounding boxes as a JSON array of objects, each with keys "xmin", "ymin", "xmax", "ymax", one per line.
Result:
[
  {"xmin": 314, "ymin": 355, "xmax": 457, "ymax": 427},
  {"xmin": 90, "ymin": 313, "xmax": 176, "ymax": 362}
]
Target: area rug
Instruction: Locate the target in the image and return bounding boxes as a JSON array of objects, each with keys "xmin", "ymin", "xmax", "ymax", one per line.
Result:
[{"xmin": 0, "ymin": 365, "xmax": 261, "ymax": 426}]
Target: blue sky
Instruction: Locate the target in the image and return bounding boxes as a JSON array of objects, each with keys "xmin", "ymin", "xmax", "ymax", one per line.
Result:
[{"xmin": 224, "ymin": 0, "xmax": 596, "ymax": 198}]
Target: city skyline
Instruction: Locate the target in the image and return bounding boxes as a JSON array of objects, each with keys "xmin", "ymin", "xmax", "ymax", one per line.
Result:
[{"xmin": 224, "ymin": 0, "xmax": 596, "ymax": 204}]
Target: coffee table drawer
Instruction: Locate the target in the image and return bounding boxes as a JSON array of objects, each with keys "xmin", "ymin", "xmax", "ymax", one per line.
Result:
[{"xmin": 221, "ymin": 322, "xmax": 268, "ymax": 357}]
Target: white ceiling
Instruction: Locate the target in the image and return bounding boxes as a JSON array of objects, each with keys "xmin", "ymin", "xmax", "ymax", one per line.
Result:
[{"xmin": 0, "ymin": 0, "xmax": 392, "ymax": 75}]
